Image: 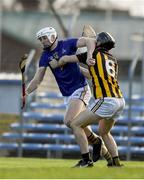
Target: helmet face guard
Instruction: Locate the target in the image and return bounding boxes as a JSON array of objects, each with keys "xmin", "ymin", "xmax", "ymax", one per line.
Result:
[
  {"xmin": 36, "ymin": 27, "xmax": 57, "ymax": 44},
  {"xmin": 96, "ymin": 32, "xmax": 115, "ymax": 50}
]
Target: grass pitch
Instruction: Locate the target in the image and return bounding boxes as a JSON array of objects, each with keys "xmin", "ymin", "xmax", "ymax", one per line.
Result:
[{"xmin": 0, "ymin": 158, "xmax": 144, "ymax": 179}]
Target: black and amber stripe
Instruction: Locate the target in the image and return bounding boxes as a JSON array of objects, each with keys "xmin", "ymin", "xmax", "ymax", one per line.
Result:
[
  {"xmin": 91, "ymin": 98, "xmax": 104, "ymax": 113},
  {"xmin": 89, "ymin": 51, "xmax": 123, "ymax": 99}
]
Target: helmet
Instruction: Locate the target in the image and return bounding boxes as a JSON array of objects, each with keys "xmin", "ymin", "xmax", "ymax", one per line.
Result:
[
  {"xmin": 36, "ymin": 27, "xmax": 57, "ymax": 44},
  {"xmin": 96, "ymin": 32, "xmax": 115, "ymax": 50}
]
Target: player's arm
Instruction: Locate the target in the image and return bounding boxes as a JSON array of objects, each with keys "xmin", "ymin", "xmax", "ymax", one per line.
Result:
[
  {"xmin": 49, "ymin": 55, "xmax": 79, "ymax": 69},
  {"xmin": 79, "ymin": 66, "xmax": 91, "ymax": 79},
  {"xmin": 59, "ymin": 55, "xmax": 79, "ymax": 66},
  {"xmin": 58, "ymin": 53, "xmax": 91, "ymax": 79},
  {"xmin": 57, "ymin": 54, "xmax": 91, "ymax": 79},
  {"xmin": 76, "ymin": 37, "xmax": 96, "ymax": 66},
  {"xmin": 25, "ymin": 67, "xmax": 46, "ymax": 95},
  {"xmin": 52, "ymin": 51, "xmax": 88, "ymax": 68}
]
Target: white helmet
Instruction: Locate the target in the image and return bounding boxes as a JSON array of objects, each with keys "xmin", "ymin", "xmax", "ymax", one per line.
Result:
[{"xmin": 36, "ymin": 27, "xmax": 57, "ymax": 44}]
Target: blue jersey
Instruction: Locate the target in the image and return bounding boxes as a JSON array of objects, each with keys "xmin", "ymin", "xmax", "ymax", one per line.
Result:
[{"xmin": 39, "ymin": 38, "xmax": 87, "ymax": 96}]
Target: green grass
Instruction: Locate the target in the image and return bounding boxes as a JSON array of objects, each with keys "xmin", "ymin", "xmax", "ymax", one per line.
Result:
[
  {"xmin": 0, "ymin": 158, "xmax": 144, "ymax": 179},
  {"xmin": 0, "ymin": 114, "xmax": 19, "ymax": 134}
]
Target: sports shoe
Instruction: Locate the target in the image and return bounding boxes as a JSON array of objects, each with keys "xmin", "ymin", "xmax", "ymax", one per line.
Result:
[
  {"xmin": 73, "ymin": 159, "xmax": 93, "ymax": 168},
  {"xmin": 92, "ymin": 137, "xmax": 102, "ymax": 162}
]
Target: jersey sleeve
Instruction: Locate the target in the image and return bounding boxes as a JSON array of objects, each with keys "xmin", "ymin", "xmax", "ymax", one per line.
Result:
[
  {"xmin": 76, "ymin": 52, "xmax": 87, "ymax": 64},
  {"xmin": 65, "ymin": 38, "xmax": 78, "ymax": 53},
  {"xmin": 39, "ymin": 52, "xmax": 49, "ymax": 67}
]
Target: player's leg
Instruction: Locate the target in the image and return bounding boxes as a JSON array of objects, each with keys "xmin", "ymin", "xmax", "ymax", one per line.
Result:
[
  {"xmin": 66, "ymin": 101, "xmax": 111, "ymax": 166},
  {"xmin": 92, "ymin": 134, "xmax": 112, "ymax": 164},
  {"xmin": 98, "ymin": 119, "xmax": 122, "ymax": 166},
  {"xmin": 64, "ymin": 85, "xmax": 91, "ymax": 128},
  {"xmin": 64, "ymin": 98, "xmax": 86, "ymax": 127},
  {"xmin": 64, "ymin": 86, "xmax": 103, "ymax": 162},
  {"xmin": 70, "ymin": 109, "xmax": 102, "ymax": 167},
  {"xmin": 64, "ymin": 98, "xmax": 99, "ymax": 140},
  {"xmin": 64, "ymin": 98, "xmax": 101, "ymax": 150},
  {"xmin": 98, "ymin": 97, "xmax": 125, "ymax": 166},
  {"xmin": 71, "ymin": 109, "xmax": 102, "ymax": 152},
  {"xmin": 85, "ymin": 127, "xmax": 102, "ymax": 162},
  {"xmin": 87, "ymin": 98, "xmax": 112, "ymax": 163}
]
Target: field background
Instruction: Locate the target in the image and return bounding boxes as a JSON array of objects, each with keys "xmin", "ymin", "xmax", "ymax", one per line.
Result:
[{"xmin": 0, "ymin": 158, "xmax": 144, "ymax": 179}]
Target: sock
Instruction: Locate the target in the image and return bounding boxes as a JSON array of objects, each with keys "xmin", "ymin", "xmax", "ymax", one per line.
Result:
[
  {"xmin": 104, "ymin": 151, "xmax": 113, "ymax": 165},
  {"xmin": 82, "ymin": 152, "xmax": 91, "ymax": 162},
  {"xmin": 87, "ymin": 132, "xmax": 100, "ymax": 144},
  {"xmin": 112, "ymin": 156, "xmax": 121, "ymax": 166}
]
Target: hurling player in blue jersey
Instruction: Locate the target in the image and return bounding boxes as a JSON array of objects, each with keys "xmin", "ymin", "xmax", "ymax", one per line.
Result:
[{"xmin": 25, "ymin": 27, "xmax": 112, "ymax": 165}]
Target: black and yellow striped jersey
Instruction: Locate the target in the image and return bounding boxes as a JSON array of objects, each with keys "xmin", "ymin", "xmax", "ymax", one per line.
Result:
[{"xmin": 76, "ymin": 48, "xmax": 123, "ymax": 99}]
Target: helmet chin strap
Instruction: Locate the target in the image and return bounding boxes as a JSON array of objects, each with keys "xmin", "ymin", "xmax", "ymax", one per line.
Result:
[{"xmin": 43, "ymin": 36, "xmax": 58, "ymax": 50}]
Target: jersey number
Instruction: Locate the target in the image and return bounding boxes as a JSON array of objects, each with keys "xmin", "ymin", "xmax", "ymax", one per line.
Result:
[{"xmin": 105, "ymin": 59, "xmax": 116, "ymax": 78}]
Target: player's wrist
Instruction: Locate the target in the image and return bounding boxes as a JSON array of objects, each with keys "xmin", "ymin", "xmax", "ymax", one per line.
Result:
[{"xmin": 87, "ymin": 52, "xmax": 93, "ymax": 59}]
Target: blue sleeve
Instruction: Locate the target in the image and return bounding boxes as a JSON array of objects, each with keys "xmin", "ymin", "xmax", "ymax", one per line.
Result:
[
  {"xmin": 65, "ymin": 38, "xmax": 78, "ymax": 54},
  {"xmin": 39, "ymin": 52, "xmax": 49, "ymax": 67}
]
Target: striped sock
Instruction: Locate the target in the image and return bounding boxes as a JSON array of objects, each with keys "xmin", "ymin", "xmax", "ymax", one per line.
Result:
[
  {"xmin": 87, "ymin": 133, "xmax": 100, "ymax": 144},
  {"xmin": 112, "ymin": 156, "xmax": 121, "ymax": 166},
  {"xmin": 104, "ymin": 151, "xmax": 112, "ymax": 164}
]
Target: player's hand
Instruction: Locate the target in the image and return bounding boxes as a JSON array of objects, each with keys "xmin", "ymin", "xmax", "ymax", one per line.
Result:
[
  {"xmin": 49, "ymin": 59, "xmax": 59, "ymax": 69},
  {"xmin": 86, "ymin": 57, "xmax": 95, "ymax": 66}
]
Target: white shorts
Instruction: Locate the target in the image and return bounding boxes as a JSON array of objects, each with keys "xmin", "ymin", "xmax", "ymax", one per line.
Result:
[
  {"xmin": 88, "ymin": 97, "xmax": 125, "ymax": 121},
  {"xmin": 64, "ymin": 85, "xmax": 91, "ymax": 106}
]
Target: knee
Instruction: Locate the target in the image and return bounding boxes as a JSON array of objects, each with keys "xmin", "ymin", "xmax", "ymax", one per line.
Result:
[
  {"xmin": 63, "ymin": 117, "xmax": 81, "ymax": 130},
  {"xmin": 64, "ymin": 117, "xmax": 77, "ymax": 128},
  {"xmin": 63, "ymin": 119, "xmax": 71, "ymax": 128},
  {"xmin": 69, "ymin": 120, "xmax": 78, "ymax": 130},
  {"xmin": 68, "ymin": 120, "xmax": 74, "ymax": 129}
]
